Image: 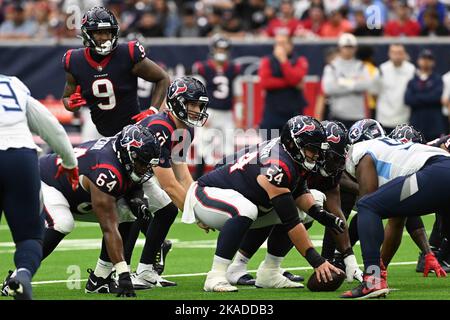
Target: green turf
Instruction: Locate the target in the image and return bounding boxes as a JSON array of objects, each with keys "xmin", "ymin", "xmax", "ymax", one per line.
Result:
[{"xmin": 1, "ymin": 214, "xmax": 449, "ymax": 300}]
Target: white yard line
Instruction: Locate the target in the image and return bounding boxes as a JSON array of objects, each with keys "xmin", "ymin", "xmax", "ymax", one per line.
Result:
[{"xmin": 30, "ymin": 261, "xmax": 418, "ymax": 286}]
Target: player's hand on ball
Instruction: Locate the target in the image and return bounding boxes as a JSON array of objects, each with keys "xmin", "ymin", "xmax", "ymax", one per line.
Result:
[
  {"xmin": 116, "ymin": 272, "xmax": 137, "ymax": 298},
  {"xmin": 67, "ymin": 85, "xmax": 86, "ymax": 110},
  {"xmin": 424, "ymin": 252, "xmax": 447, "ymax": 278},
  {"xmin": 55, "ymin": 165, "xmax": 79, "ymax": 191},
  {"xmin": 315, "ymin": 261, "xmax": 344, "ymax": 283}
]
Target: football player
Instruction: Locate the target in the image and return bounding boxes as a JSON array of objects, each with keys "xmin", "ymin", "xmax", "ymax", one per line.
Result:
[
  {"xmin": 341, "ymin": 120, "xmax": 449, "ymax": 299},
  {"xmin": 121, "ymin": 76, "xmax": 210, "ymax": 289},
  {"xmin": 388, "ymin": 125, "xmax": 450, "ymax": 273},
  {"xmin": 62, "ymin": 6, "xmax": 170, "ymax": 138},
  {"xmin": 0, "ymin": 75, "xmax": 78, "ymax": 299},
  {"xmin": 30, "ymin": 124, "xmax": 159, "ymax": 297},
  {"xmin": 182, "ymin": 115, "xmax": 345, "ymax": 292},
  {"xmin": 225, "ymin": 121, "xmax": 363, "ymax": 288},
  {"xmin": 192, "ymin": 34, "xmax": 242, "ymax": 177}
]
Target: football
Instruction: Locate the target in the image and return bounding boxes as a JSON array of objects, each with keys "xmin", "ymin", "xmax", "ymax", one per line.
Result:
[{"xmin": 306, "ymin": 270, "xmax": 346, "ymax": 292}]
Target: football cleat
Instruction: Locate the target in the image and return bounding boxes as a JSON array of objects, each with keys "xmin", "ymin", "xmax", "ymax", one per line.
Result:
[
  {"xmin": 226, "ymin": 264, "xmax": 255, "ymax": 285},
  {"xmin": 204, "ymin": 271, "xmax": 238, "ymax": 292},
  {"xmin": 85, "ymin": 269, "xmax": 120, "ymax": 294},
  {"xmin": 1, "ymin": 270, "xmax": 14, "ymax": 296},
  {"xmin": 235, "ymin": 274, "xmax": 256, "ymax": 286},
  {"xmin": 416, "ymin": 251, "xmax": 450, "ymax": 274},
  {"xmin": 7, "ymin": 276, "xmax": 32, "ymax": 300},
  {"xmin": 131, "ymin": 266, "xmax": 176, "ymax": 290},
  {"xmin": 282, "ymin": 270, "xmax": 304, "ymax": 282},
  {"xmin": 154, "ymin": 239, "xmax": 173, "ymax": 275},
  {"xmin": 255, "ymin": 263, "xmax": 304, "ymax": 289},
  {"xmin": 341, "ymin": 273, "xmax": 389, "ymax": 299}
]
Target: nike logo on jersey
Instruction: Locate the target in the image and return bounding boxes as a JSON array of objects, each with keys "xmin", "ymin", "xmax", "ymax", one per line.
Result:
[{"xmin": 109, "ymin": 171, "xmax": 116, "ymax": 179}]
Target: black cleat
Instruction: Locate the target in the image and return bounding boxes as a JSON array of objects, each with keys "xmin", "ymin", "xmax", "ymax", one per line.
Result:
[
  {"xmin": 283, "ymin": 271, "xmax": 304, "ymax": 282},
  {"xmin": 236, "ymin": 274, "xmax": 256, "ymax": 286},
  {"xmin": 6, "ymin": 270, "xmax": 33, "ymax": 300},
  {"xmin": 154, "ymin": 240, "xmax": 172, "ymax": 275},
  {"xmin": 85, "ymin": 269, "xmax": 120, "ymax": 294},
  {"xmin": 1, "ymin": 270, "xmax": 14, "ymax": 296}
]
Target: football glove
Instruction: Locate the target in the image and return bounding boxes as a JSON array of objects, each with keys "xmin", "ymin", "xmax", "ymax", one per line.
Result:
[
  {"xmin": 67, "ymin": 85, "xmax": 86, "ymax": 110},
  {"xmin": 116, "ymin": 272, "xmax": 136, "ymax": 298},
  {"xmin": 308, "ymin": 205, "xmax": 345, "ymax": 234},
  {"xmin": 132, "ymin": 106, "xmax": 159, "ymax": 122},
  {"xmin": 55, "ymin": 165, "xmax": 79, "ymax": 191},
  {"xmin": 424, "ymin": 252, "xmax": 447, "ymax": 277},
  {"xmin": 343, "ymin": 254, "xmax": 363, "ymax": 282},
  {"xmin": 128, "ymin": 196, "xmax": 151, "ymax": 220}
]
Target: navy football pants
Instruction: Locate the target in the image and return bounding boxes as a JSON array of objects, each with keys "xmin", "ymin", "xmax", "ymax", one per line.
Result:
[
  {"xmin": 0, "ymin": 148, "xmax": 44, "ymax": 242},
  {"xmin": 357, "ymin": 156, "xmax": 450, "ymax": 269}
]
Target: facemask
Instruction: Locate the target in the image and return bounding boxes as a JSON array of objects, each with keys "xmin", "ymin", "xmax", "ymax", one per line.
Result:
[
  {"xmin": 214, "ymin": 52, "xmax": 228, "ymax": 62},
  {"xmin": 96, "ymin": 40, "xmax": 113, "ymax": 56}
]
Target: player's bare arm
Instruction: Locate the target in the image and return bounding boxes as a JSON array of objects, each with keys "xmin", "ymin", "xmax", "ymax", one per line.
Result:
[
  {"xmin": 61, "ymin": 72, "xmax": 85, "ymax": 112},
  {"xmin": 324, "ymin": 185, "xmax": 352, "ymax": 252},
  {"xmin": 257, "ymin": 175, "xmax": 342, "ymax": 283},
  {"xmin": 355, "ymin": 154, "xmax": 378, "ymax": 196},
  {"xmin": 172, "ymin": 162, "xmax": 194, "ymax": 191},
  {"xmin": 132, "ymin": 58, "xmax": 170, "ymax": 109},
  {"xmin": 85, "ymin": 177, "xmax": 125, "ymax": 264},
  {"xmin": 153, "ymin": 166, "xmax": 187, "ymax": 210}
]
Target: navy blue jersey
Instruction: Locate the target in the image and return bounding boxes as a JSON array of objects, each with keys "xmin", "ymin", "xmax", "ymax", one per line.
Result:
[
  {"xmin": 40, "ymin": 138, "xmax": 137, "ymax": 215},
  {"xmin": 428, "ymin": 134, "xmax": 450, "ymax": 152},
  {"xmin": 139, "ymin": 111, "xmax": 194, "ymax": 168},
  {"xmin": 192, "ymin": 60, "xmax": 240, "ymax": 111},
  {"xmin": 63, "ymin": 41, "xmax": 146, "ymax": 136},
  {"xmin": 198, "ymin": 138, "xmax": 307, "ymax": 209}
]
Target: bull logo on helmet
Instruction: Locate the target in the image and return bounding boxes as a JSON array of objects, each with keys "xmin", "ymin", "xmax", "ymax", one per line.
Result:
[
  {"xmin": 168, "ymin": 81, "xmax": 187, "ymax": 100},
  {"xmin": 294, "ymin": 117, "xmax": 316, "ymax": 136},
  {"xmin": 120, "ymin": 126, "xmax": 143, "ymax": 148}
]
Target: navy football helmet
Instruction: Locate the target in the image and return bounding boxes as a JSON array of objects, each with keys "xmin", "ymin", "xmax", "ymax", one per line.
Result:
[
  {"xmin": 319, "ymin": 120, "xmax": 349, "ymax": 177},
  {"xmin": 388, "ymin": 123, "xmax": 426, "ymax": 144},
  {"xmin": 115, "ymin": 124, "xmax": 161, "ymax": 184},
  {"xmin": 210, "ymin": 34, "xmax": 231, "ymax": 63},
  {"xmin": 81, "ymin": 6, "xmax": 119, "ymax": 56},
  {"xmin": 167, "ymin": 76, "xmax": 209, "ymax": 127},
  {"xmin": 348, "ymin": 119, "xmax": 385, "ymax": 144},
  {"xmin": 280, "ymin": 115, "xmax": 329, "ymax": 170}
]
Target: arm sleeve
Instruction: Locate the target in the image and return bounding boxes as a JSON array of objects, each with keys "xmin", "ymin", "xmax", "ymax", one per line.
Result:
[
  {"xmin": 26, "ymin": 96, "xmax": 77, "ymax": 169},
  {"xmin": 88, "ymin": 166, "xmax": 123, "ymax": 198},
  {"xmin": 321, "ymin": 64, "xmax": 354, "ymax": 96},
  {"xmin": 260, "ymin": 159, "xmax": 296, "ymax": 189},
  {"xmin": 61, "ymin": 50, "xmax": 73, "ymax": 72},
  {"xmin": 281, "ymin": 57, "xmax": 308, "ymax": 86},
  {"xmin": 129, "ymin": 41, "xmax": 147, "ymax": 65},
  {"xmin": 352, "ymin": 64, "xmax": 374, "ymax": 92},
  {"xmin": 258, "ymin": 57, "xmax": 291, "ymax": 90}
]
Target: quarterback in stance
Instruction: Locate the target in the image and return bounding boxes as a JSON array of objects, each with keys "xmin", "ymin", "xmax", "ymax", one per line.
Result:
[
  {"xmin": 183, "ymin": 115, "xmax": 345, "ymax": 292},
  {"xmin": 341, "ymin": 119, "xmax": 450, "ymax": 298},
  {"xmin": 0, "ymin": 75, "xmax": 78, "ymax": 299}
]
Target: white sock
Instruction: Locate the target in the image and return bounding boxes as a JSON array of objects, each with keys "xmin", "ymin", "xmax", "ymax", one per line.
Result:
[
  {"xmin": 233, "ymin": 251, "xmax": 250, "ymax": 266},
  {"xmin": 263, "ymin": 253, "xmax": 284, "ymax": 269},
  {"xmin": 137, "ymin": 262, "xmax": 153, "ymax": 274},
  {"xmin": 211, "ymin": 255, "xmax": 232, "ymax": 273},
  {"xmin": 94, "ymin": 259, "xmax": 113, "ymax": 279}
]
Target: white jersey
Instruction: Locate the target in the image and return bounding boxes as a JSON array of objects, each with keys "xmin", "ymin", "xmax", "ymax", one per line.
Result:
[
  {"xmin": 346, "ymin": 137, "xmax": 450, "ymax": 186},
  {"xmin": 0, "ymin": 75, "xmax": 77, "ymax": 168}
]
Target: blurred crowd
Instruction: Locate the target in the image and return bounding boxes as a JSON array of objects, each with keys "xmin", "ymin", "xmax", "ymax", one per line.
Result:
[{"xmin": 1, "ymin": 0, "xmax": 450, "ymax": 40}]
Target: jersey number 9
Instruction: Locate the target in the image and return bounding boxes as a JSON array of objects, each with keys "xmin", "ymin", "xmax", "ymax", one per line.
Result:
[{"xmin": 92, "ymin": 79, "xmax": 116, "ymax": 110}]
